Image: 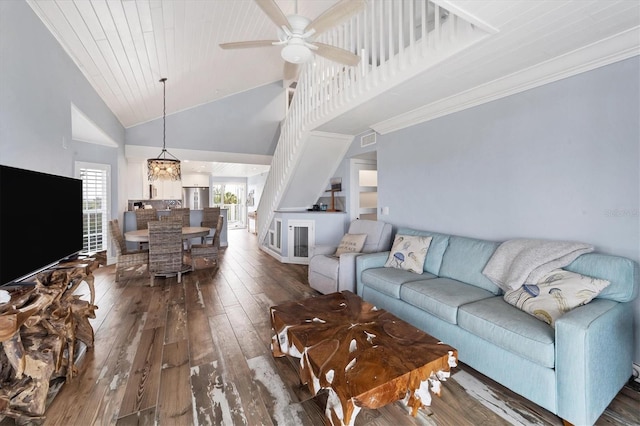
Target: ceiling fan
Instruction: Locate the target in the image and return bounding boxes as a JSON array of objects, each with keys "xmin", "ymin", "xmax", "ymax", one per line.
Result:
[{"xmin": 219, "ymin": 0, "xmax": 365, "ymax": 80}]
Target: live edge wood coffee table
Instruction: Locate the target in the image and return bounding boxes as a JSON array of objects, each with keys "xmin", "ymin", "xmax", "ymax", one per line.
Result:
[{"xmin": 270, "ymin": 291, "xmax": 457, "ymax": 425}]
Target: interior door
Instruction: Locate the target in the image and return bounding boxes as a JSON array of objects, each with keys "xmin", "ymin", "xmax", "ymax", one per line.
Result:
[{"xmin": 350, "ymin": 158, "xmax": 378, "ymax": 221}]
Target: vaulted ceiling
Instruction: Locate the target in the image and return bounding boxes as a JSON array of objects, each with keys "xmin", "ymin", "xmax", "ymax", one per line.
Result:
[
  {"xmin": 27, "ymin": 0, "xmax": 343, "ymax": 128},
  {"xmin": 27, "ymin": 0, "xmax": 640, "ymax": 133}
]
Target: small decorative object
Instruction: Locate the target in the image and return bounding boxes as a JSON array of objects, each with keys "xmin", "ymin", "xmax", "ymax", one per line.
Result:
[
  {"xmin": 147, "ymin": 78, "xmax": 181, "ymax": 181},
  {"xmin": 331, "ymin": 177, "xmax": 342, "ymax": 192}
]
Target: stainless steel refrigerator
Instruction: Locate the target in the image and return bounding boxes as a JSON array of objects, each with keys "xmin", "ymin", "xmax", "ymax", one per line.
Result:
[{"xmin": 182, "ymin": 187, "xmax": 209, "ymax": 210}]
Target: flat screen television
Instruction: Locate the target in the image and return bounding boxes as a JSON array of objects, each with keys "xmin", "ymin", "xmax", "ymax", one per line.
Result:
[{"xmin": 0, "ymin": 165, "xmax": 83, "ymax": 285}]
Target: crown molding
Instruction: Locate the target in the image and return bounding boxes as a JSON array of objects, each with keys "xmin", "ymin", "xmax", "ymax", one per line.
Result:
[{"xmin": 371, "ymin": 27, "xmax": 640, "ymax": 135}]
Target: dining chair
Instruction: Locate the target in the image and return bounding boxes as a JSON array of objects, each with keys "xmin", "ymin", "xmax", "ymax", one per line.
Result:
[
  {"xmin": 108, "ymin": 219, "xmax": 149, "ymax": 282},
  {"xmin": 169, "ymin": 207, "xmax": 191, "ymax": 227},
  {"xmin": 201, "ymin": 207, "xmax": 221, "ymax": 244},
  {"xmin": 190, "ymin": 215, "xmax": 224, "ymax": 269},
  {"xmin": 134, "ymin": 208, "xmax": 158, "ymax": 249},
  {"xmin": 148, "ymin": 220, "xmax": 191, "ymax": 287}
]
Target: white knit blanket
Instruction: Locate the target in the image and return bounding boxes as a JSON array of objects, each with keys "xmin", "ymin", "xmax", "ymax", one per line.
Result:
[{"xmin": 482, "ymin": 239, "xmax": 594, "ymax": 291}]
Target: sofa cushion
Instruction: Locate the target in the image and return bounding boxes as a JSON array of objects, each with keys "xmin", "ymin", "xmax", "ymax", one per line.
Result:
[
  {"xmin": 439, "ymin": 236, "xmax": 501, "ymax": 294},
  {"xmin": 458, "ymin": 297, "xmax": 556, "ymax": 368},
  {"xmin": 400, "ymin": 278, "xmax": 496, "ymax": 324},
  {"xmin": 384, "ymin": 234, "xmax": 432, "ymax": 274},
  {"xmin": 361, "ymin": 267, "xmax": 436, "ymax": 299},
  {"xmin": 565, "ymin": 253, "xmax": 639, "ymax": 302},
  {"xmin": 503, "ymin": 269, "xmax": 610, "ymax": 327},
  {"xmin": 396, "ymin": 228, "xmax": 450, "ymax": 275}
]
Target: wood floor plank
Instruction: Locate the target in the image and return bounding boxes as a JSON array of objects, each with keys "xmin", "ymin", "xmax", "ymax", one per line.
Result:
[
  {"xmin": 189, "ymin": 360, "xmax": 228, "ymax": 425},
  {"xmin": 164, "ymin": 302, "xmax": 188, "ymax": 344},
  {"xmin": 115, "ymin": 407, "xmax": 156, "ymax": 426},
  {"xmin": 246, "ymin": 354, "xmax": 315, "ymax": 425},
  {"xmin": 184, "ymin": 272, "xmax": 206, "ymax": 310},
  {"xmin": 208, "ymin": 313, "xmax": 274, "ymax": 425},
  {"xmin": 142, "ymin": 285, "xmax": 169, "ymax": 330},
  {"xmin": 61, "ymin": 310, "xmax": 149, "ymax": 425},
  {"xmin": 198, "ymin": 280, "xmax": 226, "ymax": 317},
  {"xmin": 118, "ymin": 326, "xmax": 165, "ymax": 417},
  {"xmin": 157, "ymin": 340, "xmax": 193, "ymax": 425},
  {"xmin": 211, "ymin": 271, "xmax": 240, "ymax": 307},
  {"xmin": 186, "ymin": 306, "xmax": 216, "ymax": 367},
  {"xmin": 165, "ymin": 279, "xmax": 185, "ymax": 305},
  {"xmin": 43, "ymin": 285, "xmax": 147, "ymax": 425},
  {"xmin": 225, "ymin": 304, "xmax": 270, "ymax": 360}
]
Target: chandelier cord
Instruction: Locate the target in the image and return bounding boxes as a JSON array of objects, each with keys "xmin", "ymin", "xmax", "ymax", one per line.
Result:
[{"xmin": 161, "ymin": 77, "xmax": 167, "ymax": 153}]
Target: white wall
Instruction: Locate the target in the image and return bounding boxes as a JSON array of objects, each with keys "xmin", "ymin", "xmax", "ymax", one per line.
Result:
[
  {"xmin": 371, "ymin": 57, "xmax": 640, "ymax": 363},
  {"xmin": 0, "ymin": 1, "xmax": 125, "ymax": 220}
]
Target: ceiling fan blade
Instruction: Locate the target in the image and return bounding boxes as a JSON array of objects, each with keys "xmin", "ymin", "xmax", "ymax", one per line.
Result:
[
  {"xmin": 219, "ymin": 40, "xmax": 279, "ymax": 50},
  {"xmin": 306, "ymin": 0, "xmax": 366, "ymax": 37},
  {"xmin": 255, "ymin": 0, "xmax": 290, "ymax": 30},
  {"xmin": 313, "ymin": 42, "xmax": 360, "ymax": 66},
  {"xmin": 283, "ymin": 62, "xmax": 300, "ymax": 81}
]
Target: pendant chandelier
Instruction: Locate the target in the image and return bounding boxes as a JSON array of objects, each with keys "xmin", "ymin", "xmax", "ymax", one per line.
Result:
[{"xmin": 147, "ymin": 78, "xmax": 181, "ymax": 181}]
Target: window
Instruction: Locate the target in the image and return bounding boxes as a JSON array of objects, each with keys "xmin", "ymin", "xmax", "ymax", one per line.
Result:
[{"xmin": 76, "ymin": 162, "xmax": 110, "ymax": 254}]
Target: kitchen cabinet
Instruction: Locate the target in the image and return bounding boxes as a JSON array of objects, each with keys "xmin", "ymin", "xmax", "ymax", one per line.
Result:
[
  {"xmin": 182, "ymin": 173, "xmax": 209, "ymax": 187},
  {"xmin": 153, "ymin": 179, "xmax": 181, "ymax": 199}
]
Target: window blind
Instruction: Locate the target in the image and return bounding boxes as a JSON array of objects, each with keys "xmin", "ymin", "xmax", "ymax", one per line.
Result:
[{"xmin": 78, "ymin": 165, "xmax": 109, "ymax": 254}]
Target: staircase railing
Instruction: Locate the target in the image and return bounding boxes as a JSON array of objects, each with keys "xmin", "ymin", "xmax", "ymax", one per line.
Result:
[{"xmin": 257, "ymin": 0, "xmax": 491, "ymax": 245}]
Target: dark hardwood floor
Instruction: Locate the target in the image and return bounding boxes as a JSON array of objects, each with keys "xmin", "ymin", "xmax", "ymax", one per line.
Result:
[{"xmin": 6, "ymin": 229, "xmax": 638, "ymax": 425}]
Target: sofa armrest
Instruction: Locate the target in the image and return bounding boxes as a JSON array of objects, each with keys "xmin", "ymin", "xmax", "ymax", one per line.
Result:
[
  {"xmin": 555, "ymin": 299, "xmax": 634, "ymax": 425},
  {"xmin": 355, "ymin": 251, "xmax": 390, "ymax": 296},
  {"xmin": 335, "ymin": 252, "xmax": 361, "ymax": 293},
  {"xmin": 311, "ymin": 245, "xmax": 337, "ymax": 257}
]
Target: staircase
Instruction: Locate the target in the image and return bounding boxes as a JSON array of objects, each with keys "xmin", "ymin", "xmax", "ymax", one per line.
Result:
[{"xmin": 257, "ymin": 0, "xmax": 495, "ymax": 245}]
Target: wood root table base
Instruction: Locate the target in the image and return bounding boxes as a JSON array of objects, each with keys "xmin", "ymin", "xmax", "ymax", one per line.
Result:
[
  {"xmin": 270, "ymin": 291, "xmax": 457, "ymax": 426},
  {"xmin": 0, "ymin": 258, "xmax": 99, "ymax": 423}
]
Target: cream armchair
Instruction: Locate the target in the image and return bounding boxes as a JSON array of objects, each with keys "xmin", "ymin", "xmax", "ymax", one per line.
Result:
[{"xmin": 308, "ymin": 220, "xmax": 393, "ymax": 294}]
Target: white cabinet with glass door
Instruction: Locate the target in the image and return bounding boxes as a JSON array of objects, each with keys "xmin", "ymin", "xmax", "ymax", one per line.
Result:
[{"xmin": 287, "ymin": 220, "xmax": 314, "ymax": 264}]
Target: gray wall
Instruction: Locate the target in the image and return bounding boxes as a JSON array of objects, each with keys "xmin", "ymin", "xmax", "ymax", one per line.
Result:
[
  {"xmin": 248, "ymin": 171, "xmax": 268, "ymax": 210},
  {"xmin": 0, "ymin": 1, "xmax": 125, "ymax": 220},
  {"xmin": 126, "ymin": 82, "xmax": 283, "ymax": 156},
  {"xmin": 372, "ymin": 57, "xmax": 640, "ymax": 362}
]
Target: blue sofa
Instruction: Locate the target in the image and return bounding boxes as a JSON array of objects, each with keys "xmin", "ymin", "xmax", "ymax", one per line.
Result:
[{"xmin": 355, "ymin": 227, "xmax": 638, "ymax": 426}]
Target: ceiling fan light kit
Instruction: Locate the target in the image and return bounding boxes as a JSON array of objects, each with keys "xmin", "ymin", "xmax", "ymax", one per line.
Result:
[
  {"xmin": 220, "ymin": 0, "xmax": 365, "ymax": 78},
  {"xmin": 281, "ymin": 40, "xmax": 313, "ymax": 64}
]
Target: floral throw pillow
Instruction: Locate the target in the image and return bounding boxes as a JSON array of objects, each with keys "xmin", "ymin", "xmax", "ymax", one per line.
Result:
[
  {"xmin": 384, "ymin": 234, "xmax": 432, "ymax": 274},
  {"xmin": 503, "ymin": 269, "xmax": 610, "ymax": 327},
  {"xmin": 334, "ymin": 234, "xmax": 368, "ymax": 256}
]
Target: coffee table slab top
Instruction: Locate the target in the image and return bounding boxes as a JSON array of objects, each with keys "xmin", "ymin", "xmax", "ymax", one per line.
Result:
[{"xmin": 270, "ymin": 291, "xmax": 457, "ymax": 426}]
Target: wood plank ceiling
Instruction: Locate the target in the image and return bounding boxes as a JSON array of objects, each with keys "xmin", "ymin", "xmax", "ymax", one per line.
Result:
[
  {"xmin": 26, "ymin": 0, "xmax": 341, "ymax": 129},
  {"xmin": 27, "ymin": 0, "xmax": 640, "ymax": 135},
  {"xmin": 27, "ymin": 0, "xmax": 640, "ymax": 131}
]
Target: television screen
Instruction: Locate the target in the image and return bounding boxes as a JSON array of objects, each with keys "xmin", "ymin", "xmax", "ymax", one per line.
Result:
[{"xmin": 0, "ymin": 165, "xmax": 83, "ymax": 285}]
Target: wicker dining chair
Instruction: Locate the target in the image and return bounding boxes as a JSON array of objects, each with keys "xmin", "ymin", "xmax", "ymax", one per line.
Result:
[
  {"xmin": 190, "ymin": 215, "xmax": 224, "ymax": 269},
  {"xmin": 148, "ymin": 220, "xmax": 191, "ymax": 286},
  {"xmin": 108, "ymin": 219, "xmax": 149, "ymax": 282},
  {"xmin": 200, "ymin": 207, "xmax": 221, "ymax": 244},
  {"xmin": 169, "ymin": 207, "xmax": 191, "ymax": 227},
  {"xmin": 134, "ymin": 208, "xmax": 158, "ymax": 249}
]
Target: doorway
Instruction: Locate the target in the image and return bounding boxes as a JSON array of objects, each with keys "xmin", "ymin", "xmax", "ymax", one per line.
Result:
[
  {"xmin": 349, "ymin": 153, "xmax": 378, "ymax": 222},
  {"xmin": 212, "ymin": 182, "xmax": 246, "ymax": 229}
]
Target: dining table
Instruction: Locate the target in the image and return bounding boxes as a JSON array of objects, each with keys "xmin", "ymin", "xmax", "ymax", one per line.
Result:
[{"xmin": 125, "ymin": 226, "xmax": 213, "ymax": 247}]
